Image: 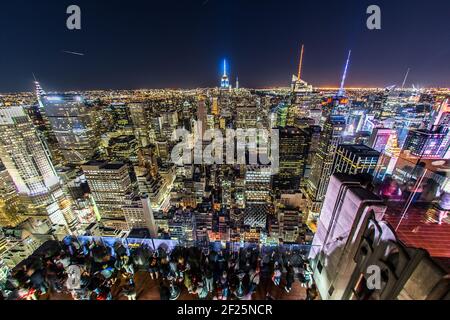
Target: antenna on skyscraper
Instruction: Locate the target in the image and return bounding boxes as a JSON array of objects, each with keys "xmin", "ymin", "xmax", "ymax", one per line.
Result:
[
  {"xmin": 223, "ymin": 59, "xmax": 227, "ymax": 77},
  {"xmin": 401, "ymin": 68, "xmax": 410, "ymax": 89},
  {"xmin": 297, "ymin": 44, "xmax": 305, "ymax": 80},
  {"xmin": 32, "ymin": 73, "xmax": 46, "ymax": 101},
  {"xmin": 338, "ymin": 50, "xmax": 352, "ymax": 97}
]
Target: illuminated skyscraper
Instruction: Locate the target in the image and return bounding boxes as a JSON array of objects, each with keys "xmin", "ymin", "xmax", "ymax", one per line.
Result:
[
  {"xmin": 211, "ymin": 97, "xmax": 219, "ymax": 116},
  {"xmin": 0, "ymin": 163, "xmax": 24, "ymax": 227},
  {"xmin": 33, "ymin": 80, "xmax": 46, "ymax": 103},
  {"xmin": 273, "ymin": 126, "xmax": 311, "ymax": 190},
  {"xmin": 122, "ymin": 194, "xmax": 157, "ymax": 237},
  {"xmin": 0, "ymin": 106, "xmax": 75, "ymax": 230},
  {"xmin": 244, "ymin": 166, "xmax": 272, "ymax": 228},
  {"xmin": 220, "ymin": 59, "xmax": 230, "ymax": 89},
  {"xmin": 41, "ymin": 94, "xmax": 98, "ymax": 164},
  {"xmin": 197, "ymin": 98, "xmax": 208, "ymax": 136},
  {"xmin": 272, "ymin": 103, "xmax": 289, "ymax": 128},
  {"xmin": 332, "ymin": 144, "xmax": 380, "ymax": 175},
  {"xmin": 291, "ymin": 44, "xmax": 313, "ymax": 94},
  {"xmin": 432, "ymin": 98, "xmax": 450, "ymax": 127},
  {"xmin": 236, "ymin": 106, "xmax": 258, "ymax": 129},
  {"xmin": 129, "ymin": 102, "xmax": 153, "ymax": 147},
  {"xmin": 368, "ymin": 128, "xmax": 393, "ymax": 153},
  {"xmin": 307, "ymin": 115, "xmax": 346, "ymax": 216},
  {"xmin": 320, "ymin": 50, "xmax": 352, "ymax": 118},
  {"xmin": 403, "ymin": 128, "xmax": 450, "ymax": 159},
  {"xmin": 81, "ymin": 162, "xmax": 133, "ymax": 229}
]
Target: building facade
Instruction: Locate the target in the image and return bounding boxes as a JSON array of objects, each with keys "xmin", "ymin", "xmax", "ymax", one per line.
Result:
[
  {"xmin": 41, "ymin": 94, "xmax": 98, "ymax": 164},
  {"xmin": 310, "ymin": 174, "xmax": 449, "ymax": 300}
]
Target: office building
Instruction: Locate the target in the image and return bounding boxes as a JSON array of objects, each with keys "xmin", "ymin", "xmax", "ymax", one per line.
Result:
[
  {"xmin": 307, "ymin": 115, "xmax": 346, "ymax": 215},
  {"xmin": 244, "ymin": 166, "xmax": 272, "ymax": 228},
  {"xmin": 368, "ymin": 128, "xmax": 393, "ymax": 153},
  {"xmin": 40, "ymin": 94, "xmax": 98, "ymax": 164},
  {"xmin": 122, "ymin": 194, "xmax": 157, "ymax": 237},
  {"xmin": 273, "ymin": 126, "xmax": 311, "ymax": 191},
  {"xmin": 403, "ymin": 128, "xmax": 450, "ymax": 159},
  {"xmin": 0, "ymin": 164, "xmax": 24, "ymax": 227},
  {"xmin": 81, "ymin": 162, "xmax": 133, "ymax": 229},
  {"xmin": 0, "ymin": 106, "xmax": 75, "ymax": 230},
  {"xmin": 332, "ymin": 144, "xmax": 380, "ymax": 175}
]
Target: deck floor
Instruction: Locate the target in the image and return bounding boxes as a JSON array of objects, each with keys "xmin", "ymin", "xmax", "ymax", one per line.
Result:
[{"xmin": 43, "ymin": 270, "xmax": 312, "ymax": 301}]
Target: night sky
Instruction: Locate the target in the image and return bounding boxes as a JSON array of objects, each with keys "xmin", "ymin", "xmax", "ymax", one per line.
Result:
[{"xmin": 1, "ymin": 0, "xmax": 449, "ymax": 92}]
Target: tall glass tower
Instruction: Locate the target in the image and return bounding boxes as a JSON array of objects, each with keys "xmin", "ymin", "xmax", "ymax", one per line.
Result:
[
  {"xmin": 0, "ymin": 106, "xmax": 75, "ymax": 231},
  {"xmin": 41, "ymin": 94, "xmax": 98, "ymax": 164}
]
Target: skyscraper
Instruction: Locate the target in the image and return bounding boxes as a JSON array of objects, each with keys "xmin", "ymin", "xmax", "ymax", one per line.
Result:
[
  {"xmin": 211, "ymin": 97, "xmax": 219, "ymax": 116},
  {"xmin": 332, "ymin": 144, "xmax": 380, "ymax": 176},
  {"xmin": 291, "ymin": 44, "xmax": 313, "ymax": 94},
  {"xmin": 244, "ymin": 165, "xmax": 272, "ymax": 228},
  {"xmin": 81, "ymin": 162, "xmax": 133, "ymax": 229},
  {"xmin": 122, "ymin": 194, "xmax": 157, "ymax": 237},
  {"xmin": 0, "ymin": 163, "xmax": 24, "ymax": 227},
  {"xmin": 197, "ymin": 98, "xmax": 208, "ymax": 137},
  {"xmin": 129, "ymin": 102, "xmax": 154, "ymax": 147},
  {"xmin": 0, "ymin": 106, "xmax": 75, "ymax": 230},
  {"xmin": 403, "ymin": 128, "xmax": 450, "ymax": 159},
  {"xmin": 220, "ymin": 59, "xmax": 230, "ymax": 89},
  {"xmin": 309, "ymin": 173, "xmax": 449, "ymax": 300},
  {"xmin": 368, "ymin": 128, "xmax": 393, "ymax": 153},
  {"xmin": 307, "ymin": 115, "xmax": 346, "ymax": 215},
  {"xmin": 273, "ymin": 126, "xmax": 311, "ymax": 191},
  {"xmin": 41, "ymin": 94, "xmax": 98, "ymax": 164}
]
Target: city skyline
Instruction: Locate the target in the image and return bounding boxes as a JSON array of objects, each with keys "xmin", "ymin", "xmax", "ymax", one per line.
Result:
[{"xmin": 1, "ymin": 0, "xmax": 449, "ymax": 303}]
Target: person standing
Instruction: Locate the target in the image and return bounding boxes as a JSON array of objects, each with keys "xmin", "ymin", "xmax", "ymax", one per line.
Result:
[
  {"xmin": 284, "ymin": 262, "xmax": 295, "ymax": 293},
  {"xmin": 149, "ymin": 252, "xmax": 159, "ymax": 280},
  {"xmin": 219, "ymin": 271, "xmax": 229, "ymax": 300},
  {"xmin": 272, "ymin": 263, "xmax": 281, "ymax": 286},
  {"xmin": 248, "ymin": 268, "xmax": 260, "ymax": 294},
  {"xmin": 203, "ymin": 264, "xmax": 214, "ymax": 293}
]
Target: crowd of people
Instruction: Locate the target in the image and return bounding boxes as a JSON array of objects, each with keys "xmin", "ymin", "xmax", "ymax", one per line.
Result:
[{"xmin": 0, "ymin": 238, "xmax": 319, "ymax": 301}]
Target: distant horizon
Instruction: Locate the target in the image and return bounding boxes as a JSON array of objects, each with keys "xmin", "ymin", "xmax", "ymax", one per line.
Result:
[
  {"xmin": 0, "ymin": 79, "xmax": 450, "ymax": 95},
  {"xmin": 2, "ymin": 83, "xmax": 450, "ymax": 96}
]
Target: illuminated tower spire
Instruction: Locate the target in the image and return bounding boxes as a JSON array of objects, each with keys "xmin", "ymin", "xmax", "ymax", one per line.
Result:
[
  {"xmin": 220, "ymin": 59, "xmax": 230, "ymax": 89},
  {"xmin": 33, "ymin": 74, "xmax": 46, "ymax": 108},
  {"xmin": 297, "ymin": 44, "xmax": 305, "ymax": 80},
  {"xmin": 33, "ymin": 75, "xmax": 46, "ymax": 98},
  {"xmin": 338, "ymin": 50, "xmax": 351, "ymax": 97},
  {"xmin": 401, "ymin": 68, "xmax": 410, "ymax": 90}
]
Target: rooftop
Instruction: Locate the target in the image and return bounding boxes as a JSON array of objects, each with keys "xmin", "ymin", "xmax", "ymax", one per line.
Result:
[{"xmin": 338, "ymin": 144, "xmax": 381, "ymax": 157}]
